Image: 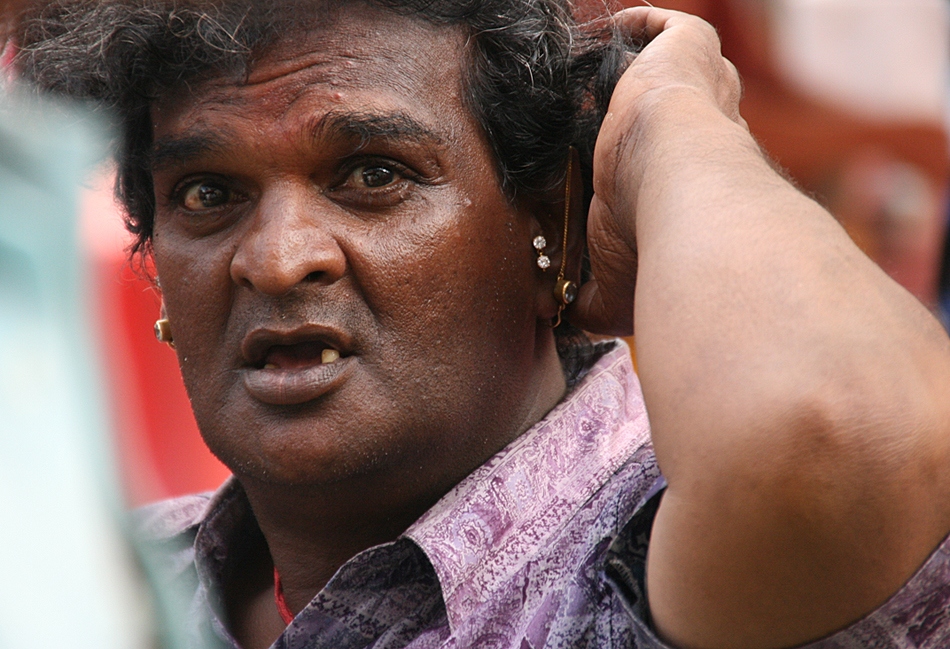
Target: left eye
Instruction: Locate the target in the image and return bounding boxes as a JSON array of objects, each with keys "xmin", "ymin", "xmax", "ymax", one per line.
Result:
[
  {"xmin": 181, "ymin": 182, "xmax": 232, "ymax": 210},
  {"xmin": 348, "ymin": 164, "xmax": 400, "ymax": 189},
  {"xmin": 361, "ymin": 166, "xmax": 396, "ymax": 187}
]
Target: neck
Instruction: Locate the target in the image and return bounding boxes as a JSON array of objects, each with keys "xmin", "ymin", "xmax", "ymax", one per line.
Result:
[{"xmin": 239, "ymin": 471, "xmax": 444, "ymax": 613}]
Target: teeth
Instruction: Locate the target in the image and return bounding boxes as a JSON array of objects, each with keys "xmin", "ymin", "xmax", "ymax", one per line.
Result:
[
  {"xmin": 264, "ymin": 363, "xmax": 278, "ymax": 370},
  {"xmin": 322, "ymin": 349, "xmax": 340, "ymax": 365}
]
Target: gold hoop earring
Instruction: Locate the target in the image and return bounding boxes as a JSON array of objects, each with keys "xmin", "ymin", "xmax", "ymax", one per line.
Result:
[
  {"xmin": 154, "ymin": 318, "xmax": 175, "ymax": 348},
  {"xmin": 553, "ymin": 153, "xmax": 578, "ymax": 328}
]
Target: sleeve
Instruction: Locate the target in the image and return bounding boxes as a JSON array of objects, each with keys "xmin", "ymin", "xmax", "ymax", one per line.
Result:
[{"xmin": 607, "ymin": 491, "xmax": 950, "ymax": 649}]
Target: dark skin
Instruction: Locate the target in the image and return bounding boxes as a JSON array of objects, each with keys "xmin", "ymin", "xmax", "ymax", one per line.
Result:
[
  {"xmin": 0, "ymin": 0, "xmax": 23, "ymax": 45},
  {"xmin": 149, "ymin": 6, "xmax": 576, "ymax": 647},
  {"xmin": 148, "ymin": 3, "xmax": 950, "ymax": 649}
]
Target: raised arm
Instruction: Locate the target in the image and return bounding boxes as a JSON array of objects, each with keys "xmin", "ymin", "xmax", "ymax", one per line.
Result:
[{"xmin": 572, "ymin": 8, "xmax": 950, "ymax": 649}]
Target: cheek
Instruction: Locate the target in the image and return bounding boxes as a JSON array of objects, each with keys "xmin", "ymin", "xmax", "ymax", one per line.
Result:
[
  {"xmin": 151, "ymin": 229, "xmax": 235, "ymax": 363},
  {"xmin": 354, "ymin": 204, "xmax": 539, "ymax": 385}
]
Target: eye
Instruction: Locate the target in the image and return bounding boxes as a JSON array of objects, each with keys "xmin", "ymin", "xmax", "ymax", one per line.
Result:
[
  {"xmin": 180, "ymin": 180, "xmax": 233, "ymax": 211},
  {"xmin": 348, "ymin": 163, "xmax": 399, "ymax": 189},
  {"xmin": 326, "ymin": 158, "xmax": 422, "ymax": 209},
  {"xmin": 361, "ymin": 166, "xmax": 396, "ymax": 188}
]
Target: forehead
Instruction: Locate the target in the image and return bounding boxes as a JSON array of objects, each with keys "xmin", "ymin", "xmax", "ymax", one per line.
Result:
[{"xmin": 151, "ymin": 3, "xmax": 470, "ymax": 142}]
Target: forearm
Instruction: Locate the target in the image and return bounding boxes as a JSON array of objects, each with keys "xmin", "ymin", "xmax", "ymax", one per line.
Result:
[
  {"xmin": 628, "ymin": 89, "xmax": 948, "ymax": 480},
  {"xmin": 630, "ymin": 90, "xmax": 950, "ymax": 647}
]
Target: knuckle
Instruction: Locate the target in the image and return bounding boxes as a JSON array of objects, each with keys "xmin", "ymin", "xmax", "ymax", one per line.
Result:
[{"xmin": 693, "ymin": 17, "xmax": 720, "ymax": 42}]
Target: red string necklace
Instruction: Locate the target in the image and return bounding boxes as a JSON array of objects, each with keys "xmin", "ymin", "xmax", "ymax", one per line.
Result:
[{"xmin": 273, "ymin": 568, "xmax": 295, "ymax": 625}]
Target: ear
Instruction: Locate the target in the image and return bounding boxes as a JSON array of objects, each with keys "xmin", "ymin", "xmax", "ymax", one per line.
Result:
[{"xmin": 531, "ymin": 147, "xmax": 586, "ymax": 322}]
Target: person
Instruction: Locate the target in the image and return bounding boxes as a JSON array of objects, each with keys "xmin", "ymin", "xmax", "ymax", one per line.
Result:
[{"xmin": 12, "ymin": 1, "xmax": 950, "ymax": 648}]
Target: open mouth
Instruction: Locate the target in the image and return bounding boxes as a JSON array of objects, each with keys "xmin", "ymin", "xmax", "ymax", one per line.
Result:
[
  {"xmin": 258, "ymin": 341, "xmax": 343, "ymax": 370},
  {"xmin": 242, "ymin": 326, "xmax": 352, "ymax": 371},
  {"xmin": 241, "ymin": 330, "xmax": 354, "ymax": 406}
]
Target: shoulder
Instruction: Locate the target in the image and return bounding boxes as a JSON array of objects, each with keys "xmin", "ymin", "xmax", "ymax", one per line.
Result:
[
  {"xmin": 133, "ymin": 492, "xmax": 214, "ymax": 542},
  {"xmin": 130, "ymin": 484, "xmax": 240, "ymax": 595}
]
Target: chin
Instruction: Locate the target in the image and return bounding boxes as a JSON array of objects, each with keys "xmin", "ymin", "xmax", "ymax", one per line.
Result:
[{"xmin": 201, "ymin": 422, "xmax": 394, "ymax": 489}]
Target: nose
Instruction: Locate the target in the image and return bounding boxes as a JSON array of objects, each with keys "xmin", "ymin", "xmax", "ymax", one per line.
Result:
[{"xmin": 230, "ymin": 186, "xmax": 346, "ymax": 295}]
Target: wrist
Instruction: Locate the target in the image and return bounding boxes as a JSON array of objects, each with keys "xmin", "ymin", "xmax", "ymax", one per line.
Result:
[
  {"xmin": 625, "ymin": 88, "xmax": 760, "ymax": 199},
  {"xmin": 621, "ymin": 84, "xmax": 751, "ymax": 173},
  {"xmin": 593, "ymin": 83, "xmax": 765, "ymax": 250}
]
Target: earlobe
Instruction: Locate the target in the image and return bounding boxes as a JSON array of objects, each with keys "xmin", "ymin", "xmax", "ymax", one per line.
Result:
[
  {"xmin": 154, "ymin": 300, "xmax": 175, "ymax": 348},
  {"xmin": 532, "ymin": 230, "xmax": 559, "ymax": 320}
]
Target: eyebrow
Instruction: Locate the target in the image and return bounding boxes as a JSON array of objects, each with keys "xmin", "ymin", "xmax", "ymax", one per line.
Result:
[
  {"xmin": 149, "ymin": 133, "xmax": 228, "ymax": 173},
  {"xmin": 148, "ymin": 110, "xmax": 444, "ymax": 173},
  {"xmin": 309, "ymin": 110, "xmax": 443, "ymax": 149}
]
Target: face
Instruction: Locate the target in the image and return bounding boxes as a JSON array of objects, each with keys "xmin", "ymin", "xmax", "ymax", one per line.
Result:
[{"xmin": 149, "ymin": 3, "xmax": 562, "ymax": 497}]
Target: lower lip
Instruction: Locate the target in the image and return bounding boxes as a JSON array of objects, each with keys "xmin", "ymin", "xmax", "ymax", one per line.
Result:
[{"xmin": 241, "ymin": 357, "xmax": 353, "ymax": 406}]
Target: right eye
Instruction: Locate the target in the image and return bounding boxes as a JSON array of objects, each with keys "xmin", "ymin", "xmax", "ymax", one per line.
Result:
[{"xmin": 179, "ymin": 180, "xmax": 234, "ymax": 211}]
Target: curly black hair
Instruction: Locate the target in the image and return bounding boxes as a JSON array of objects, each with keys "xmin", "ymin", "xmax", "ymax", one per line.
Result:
[{"xmin": 14, "ymin": 0, "xmax": 639, "ymax": 257}]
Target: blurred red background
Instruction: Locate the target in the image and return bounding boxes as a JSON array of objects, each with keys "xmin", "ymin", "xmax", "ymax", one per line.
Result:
[{"xmin": 82, "ymin": 174, "xmax": 230, "ymax": 507}]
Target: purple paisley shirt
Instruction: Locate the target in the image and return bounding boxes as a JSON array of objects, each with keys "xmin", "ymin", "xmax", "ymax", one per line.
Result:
[{"xmin": 137, "ymin": 343, "xmax": 950, "ymax": 649}]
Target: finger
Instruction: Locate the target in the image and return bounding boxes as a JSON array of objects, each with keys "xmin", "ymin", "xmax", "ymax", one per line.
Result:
[
  {"xmin": 612, "ymin": 6, "xmax": 708, "ymax": 41},
  {"xmin": 724, "ymin": 57, "xmax": 742, "ymax": 97},
  {"xmin": 570, "ymin": 277, "xmax": 635, "ymax": 337},
  {"xmin": 721, "ymin": 57, "xmax": 744, "ymax": 123},
  {"xmin": 569, "ymin": 199, "xmax": 639, "ymax": 335}
]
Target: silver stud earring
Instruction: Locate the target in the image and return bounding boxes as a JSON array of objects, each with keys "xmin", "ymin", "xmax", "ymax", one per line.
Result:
[{"xmin": 534, "ymin": 235, "xmax": 551, "ymax": 270}]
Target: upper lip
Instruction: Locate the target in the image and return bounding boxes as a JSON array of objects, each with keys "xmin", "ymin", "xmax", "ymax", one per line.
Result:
[{"xmin": 240, "ymin": 324, "xmax": 354, "ymax": 369}]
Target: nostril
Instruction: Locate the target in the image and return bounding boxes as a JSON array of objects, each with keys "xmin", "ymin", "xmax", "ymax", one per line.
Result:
[{"xmin": 230, "ymin": 224, "xmax": 345, "ymax": 292}]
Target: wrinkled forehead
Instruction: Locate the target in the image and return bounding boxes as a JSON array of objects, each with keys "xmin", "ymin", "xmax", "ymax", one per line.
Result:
[{"xmin": 151, "ymin": 3, "xmax": 471, "ymax": 132}]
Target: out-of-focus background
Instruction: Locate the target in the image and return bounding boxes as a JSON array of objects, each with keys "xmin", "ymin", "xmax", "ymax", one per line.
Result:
[{"xmin": 56, "ymin": 0, "xmax": 950, "ymax": 507}]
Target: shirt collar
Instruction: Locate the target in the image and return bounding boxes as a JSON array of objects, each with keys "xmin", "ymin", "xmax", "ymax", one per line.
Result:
[{"xmin": 403, "ymin": 342, "xmax": 650, "ymax": 633}]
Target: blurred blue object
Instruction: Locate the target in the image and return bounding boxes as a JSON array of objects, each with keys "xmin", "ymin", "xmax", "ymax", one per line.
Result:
[{"xmin": 0, "ymin": 91, "xmax": 159, "ymax": 648}]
